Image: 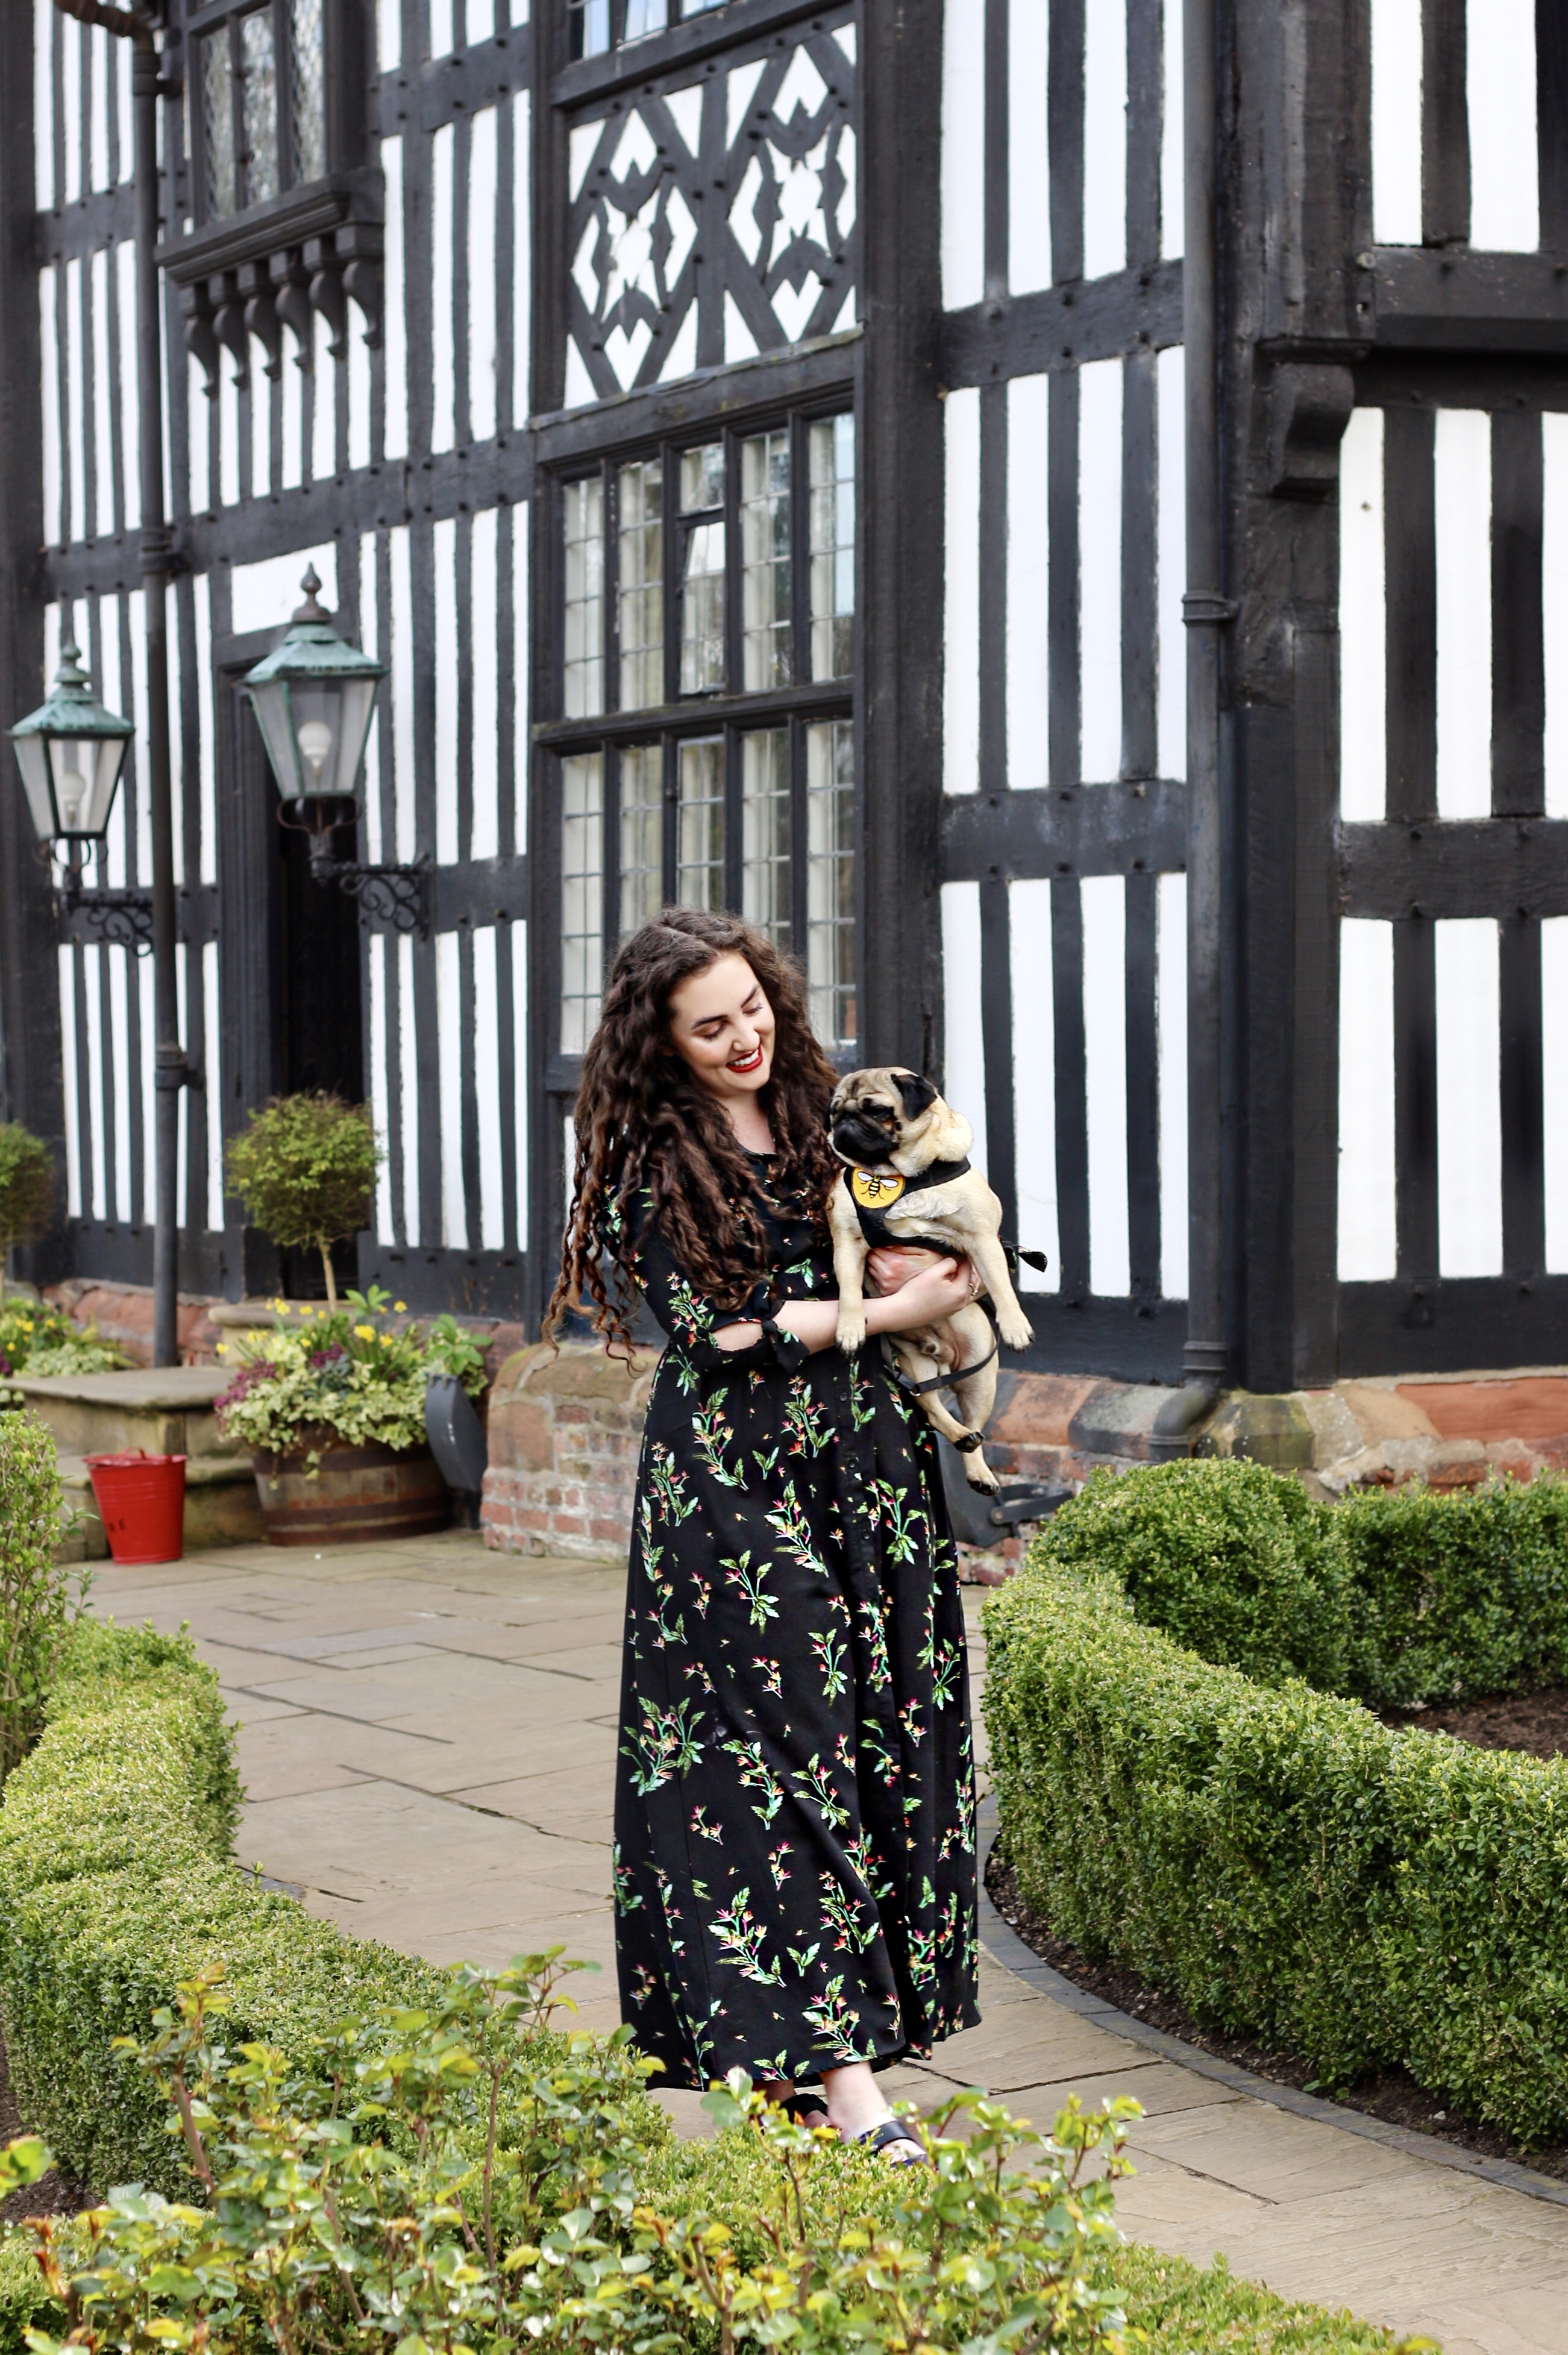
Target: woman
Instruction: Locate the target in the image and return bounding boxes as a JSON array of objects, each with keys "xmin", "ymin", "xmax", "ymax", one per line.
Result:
[{"xmin": 545, "ymin": 909, "xmax": 980, "ymax": 2162}]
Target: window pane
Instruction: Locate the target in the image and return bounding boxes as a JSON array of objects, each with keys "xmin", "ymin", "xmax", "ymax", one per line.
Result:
[
  {"xmin": 289, "ymin": 0, "xmax": 327, "ymax": 183},
  {"xmin": 810, "ymin": 415, "xmax": 855, "ymax": 682},
  {"xmin": 680, "ymin": 444, "xmax": 724, "ymax": 512},
  {"xmin": 677, "ymin": 737, "xmax": 725, "ymax": 911},
  {"xmin": 618, "ymin": 460, "xmax": 663, "ymax": 711},
  {"xmin": 806, "ymin": 720, "xmax": 856, "ymax": 1049},
  {"xmin": 568, "ymin": 0, "xmax": 611, "ymax": 57},
  {"xmin": 625, "ymin": 0, "xmax": 671, "ymax": 34},
  {"xmin": 681, "ymin": 522, "xmax": 726, "ymax": 694},
  {"xmin": 742, "ymin": 430, "xmax": 792, "ymax": 691},
  {"xmin": 200, "ymin": 30, "xmax": 237, "ymax": 218},
  {"xmin": 619, "ymin": 744, "xmax": 665, "ymax": 939},
  {"xmin": 240, "ymin": 8, "xmax": 279, "ymax": 207},
  {"xmin": 560, "ymin": 753, "xmax": 604, "ymax": 1053},
  {"xmin": 564, "ymin": 477, "xmax": 604, "ymax": 719},
  {"xmin": 741, "ymin": 730, "xmax": 791, "ymax": 948}
]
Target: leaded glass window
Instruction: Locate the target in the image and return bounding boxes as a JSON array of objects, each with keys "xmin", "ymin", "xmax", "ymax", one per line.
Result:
[
  {"xmin": 807, "ymin": 720, "xmax": 856, "ymax": 1050},
  {"xmin": 680, "ymin": 447, "xmax": 726, "ymax": 695},
  {"xmin": 560, "ymin": 754, "xmax": 604, "ymax": 1055},
  {"xmin": 618, "ymin": 462, "xmax": 663, "ymax": 713},
  {"xmin": 810, "ymin": 416, "xmax": 856, "ymax": 682},
  {"xmin": 619, "ymin": 745, "xmax": 664, "ymax": 939},
  {"xmin": 192, "ymin": 0, "xmax": 330, "ymax": 224},
  {"xmin": 742, "ymin": 431, "xmax": 792, "ymax": 691},
  {"xmin": 742, "ymin": 730, "xmax": 791, "ymax": 949},
  {"xmin": 563, "ymin": 478, "xmax": 605, "ymax": 720},
  {"xmin": 548, "ymin": 407, "xmax": 857, "ymax": 1058}
]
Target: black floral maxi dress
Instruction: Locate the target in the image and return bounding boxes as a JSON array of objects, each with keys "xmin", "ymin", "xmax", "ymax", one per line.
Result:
[{"xmin": 612, "ymin": 1155, "xmax": 981, "ymax": 2092}]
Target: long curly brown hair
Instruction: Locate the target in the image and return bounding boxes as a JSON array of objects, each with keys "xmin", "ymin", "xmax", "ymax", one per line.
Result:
[{"xmin": 544, "ymin": 909, "xmax": 841, "ymax": 1358}]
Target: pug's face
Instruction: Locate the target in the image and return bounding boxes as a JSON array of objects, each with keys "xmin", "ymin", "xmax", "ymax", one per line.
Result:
[{"xmin": 829, "ymin": 1068, "xmax": 940, "ymax": 1167}]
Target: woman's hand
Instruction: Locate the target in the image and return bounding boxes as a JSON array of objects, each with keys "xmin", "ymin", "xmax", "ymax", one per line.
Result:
[
  {"xmin": 867, "ymin": 1244, "xmax": 944, "ymax": 1296},
  {"xmin": 874, "ymin": 1255, "xmax": 979, "ymax": 1332}
]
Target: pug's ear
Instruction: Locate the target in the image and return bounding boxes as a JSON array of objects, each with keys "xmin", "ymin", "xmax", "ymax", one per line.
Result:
[{"xmin": 894, "ymin": 1071, "xmax": 938, "ymax": 1122}]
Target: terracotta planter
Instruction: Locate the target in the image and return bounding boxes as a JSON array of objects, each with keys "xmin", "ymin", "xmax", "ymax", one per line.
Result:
[{"xmin": 252, "ymin": 1435, "xmax": 450, "ymax": 1547}]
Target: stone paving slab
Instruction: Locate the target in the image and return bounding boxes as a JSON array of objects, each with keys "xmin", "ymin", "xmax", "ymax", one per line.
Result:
[{"xmin": 89, "ymin": 1530, "xmax": 1568, "ymax": 2353}]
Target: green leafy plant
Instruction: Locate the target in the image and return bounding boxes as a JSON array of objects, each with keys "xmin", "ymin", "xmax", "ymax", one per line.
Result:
[
  {"xmin": 213, "ymin": 1287, "xmax": 485, "ymax": 1468},
  {"xmin": 225, "ymin": 1094, "xmax": 383, "ymax": 1308},
  {"xmin": 0, "ymin": 1419, "xmax": 80, "ymax": 1787},
  {"xmin": 0, "ymin": 1302, "xmax": 128, "ymax": 1384},
  {"xmin": 0, "ymin": 1125, "xmax": 54, "ymax": 1294},
  {"xmin": 16, "ymin": 1957, "xmax": 1143, "ymax": 2355}
]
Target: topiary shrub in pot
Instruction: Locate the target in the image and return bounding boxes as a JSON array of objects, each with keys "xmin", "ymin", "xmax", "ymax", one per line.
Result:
[
  {"xmin": 214, "ymin": 1288, "xmax": 486, "ymax": 1545},
  {"xmin": 0, "ymin": 1123, "xmax": 54, "ymax": 1299},
  {"xmin": 224, "ymin": 1091, "xmax": 381, "ymax": 1308}
]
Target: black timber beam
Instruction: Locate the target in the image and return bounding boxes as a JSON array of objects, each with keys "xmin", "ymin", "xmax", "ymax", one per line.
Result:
[
  {"xmin": 940, "ymin": 781, "xmax": 1189, "ymax": 881},
  {"xmin": 941, "ymin": 259, "xmax": 1184, "ymax": 390},
  {"xmin": 1340, "ymin": 818, "xmax": 1568, "ymax": 920},
  {"xmin": 1367, "ymin": 248, "xmax": 1568, "ymax": 353},
  {"xmin": 1340, "ymin": 1276, "xmax": 1568, "ymax": 1377}
]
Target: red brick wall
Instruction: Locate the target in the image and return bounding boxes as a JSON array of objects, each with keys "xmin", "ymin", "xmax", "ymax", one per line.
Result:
[{"xmin": 481, "ymin": 1342, "xmax": 653, "ymax": 1562}]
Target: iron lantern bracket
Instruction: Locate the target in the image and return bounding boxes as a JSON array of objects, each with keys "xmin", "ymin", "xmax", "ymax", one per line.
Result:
[
  {"xmin": 51, "ymin": 844, "xmax": 155, "ymax": 953},
  {"xmin": 305, "ymin": 838, "xmax": 433, "ymax": 936}
]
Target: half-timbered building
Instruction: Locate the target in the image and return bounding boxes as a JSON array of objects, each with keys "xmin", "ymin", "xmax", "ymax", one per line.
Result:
[{"xmin": 1, "ymin": 0, "xmax": 1565, "ymax": 1396}]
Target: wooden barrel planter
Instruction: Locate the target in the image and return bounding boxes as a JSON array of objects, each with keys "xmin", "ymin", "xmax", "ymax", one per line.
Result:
[{"xmin": 252, "ymin": 1436, "xmax": 450, "ymax": 1547}]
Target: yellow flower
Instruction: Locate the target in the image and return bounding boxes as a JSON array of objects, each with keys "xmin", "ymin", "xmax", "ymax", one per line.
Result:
[
  {"xmin": 354, "ymin": 1323, "xmax": 375, "ymax": 1341},
  {"xmin": 380, "ymin": 1334, "xmax": 395, "ymax": 1347},
  {"xmin": 394, "ymin": 1302, "xmax": 407, "ymax": 1313}
]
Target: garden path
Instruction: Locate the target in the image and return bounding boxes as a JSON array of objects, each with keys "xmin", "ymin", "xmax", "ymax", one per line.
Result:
[{"xmin": 96, "ymin": 1529, "xmax": 1568, "ymax": 2355}]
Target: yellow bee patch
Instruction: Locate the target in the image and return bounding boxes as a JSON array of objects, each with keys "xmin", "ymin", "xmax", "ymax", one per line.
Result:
[{"xmin": 851, "ymin": 1168, "xmax": 906, "ymax": 1209}]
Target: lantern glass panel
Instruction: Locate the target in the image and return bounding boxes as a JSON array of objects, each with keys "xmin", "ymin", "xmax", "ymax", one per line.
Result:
[
  {"xmin": 287, "ymin": 682, "xmax": 345, "ymax": 795},
  {"xmin": 330, "ymin": 676, "xmax": 378, "ymax": 798},
  {"xmin": 48, "ymin": 733, "xmax": 125, "ymax": 838},
  {"xmin": 11, "ymin": 738, "xmax": 55, "ymax": 843},
  {"xmin": 248, "ymin": 678, "xmax": 306, "ymax": 800}
]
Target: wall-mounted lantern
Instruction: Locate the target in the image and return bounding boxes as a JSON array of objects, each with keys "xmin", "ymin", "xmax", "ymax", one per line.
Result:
[
  {"xmin": 7, "ymin": 644, "xmax": 152, "ymax": 950},
  {"xmin": 243, "ymin": 569, "xmax": 428, "ymax": 934}
]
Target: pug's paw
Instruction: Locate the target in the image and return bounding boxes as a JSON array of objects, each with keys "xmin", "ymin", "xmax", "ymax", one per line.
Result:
[
  {"xmin": 962, "ymin": 1445, "xmax": 1001, "ymax": 1493},
  {"xmin": 835, "ymin": 1306, "xmax": 867, "ymax": 1353},
  {"xmin": 997, "ymin": 1314, "xmax": 1035, "ymax": 1352}
]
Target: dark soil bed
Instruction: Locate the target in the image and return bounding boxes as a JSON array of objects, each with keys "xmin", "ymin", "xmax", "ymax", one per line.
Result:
[
  {"xmin": 985, "ymin": 1841, "xmax": 1568, "ymax": 2183},
  {"xmin": 1377, "ymin": 1683, "xmax": 1568, "ymax": 1758},
  {"xmin": 0, "ymin": 2025, "xmax": 88, "ymax": 2224}
]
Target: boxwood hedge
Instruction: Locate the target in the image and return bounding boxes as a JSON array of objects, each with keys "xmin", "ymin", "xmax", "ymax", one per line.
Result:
[
  {"xmin": 985, "ymin": 1542, "xmax": 1568, "ymax": 2148},
  {"xmin": 1037, "ymin": 1455, "xmax": 1568, "ymax": 1707},
  {"xmin": 0, "ymin": 1610, "xmax": 1426, "ymax": 2354},
  {"xmin": 0, "ymin": 1617, "xmax": 450, "ymax": 2195}
]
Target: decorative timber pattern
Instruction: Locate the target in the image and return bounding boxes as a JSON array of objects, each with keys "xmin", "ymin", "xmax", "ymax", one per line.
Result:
[{"xmin": 563, "ymin": 14, "xmax": 857, "ymax": 403}]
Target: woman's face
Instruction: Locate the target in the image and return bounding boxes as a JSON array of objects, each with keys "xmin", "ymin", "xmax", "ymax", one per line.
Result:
[{"xmin": 666, "ymin": 952, "xmax": 776, "ymax": 1105}]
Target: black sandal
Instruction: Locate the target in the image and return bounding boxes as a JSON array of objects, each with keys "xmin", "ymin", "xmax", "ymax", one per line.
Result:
[{"xmin": 855, "ymin": 2116, "xmax": 928, "ymax": 2166}]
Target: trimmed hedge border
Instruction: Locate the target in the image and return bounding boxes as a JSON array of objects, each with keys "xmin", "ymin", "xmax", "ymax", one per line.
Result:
[
  {"xmin": 985, "ymin": 1524, "xmax": 1568, "ymax": 2150},
  {"xmin": 0, "ymin": 1619, "xmax": 450, "ymax": 2196},
  {"xmin": 0, "ymin": 1617, "xmax": 1420, "ymax": 2355}
]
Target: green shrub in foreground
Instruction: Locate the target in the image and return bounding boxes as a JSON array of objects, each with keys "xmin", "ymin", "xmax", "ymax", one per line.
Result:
[
  {"xmin": 0, "ymin": 1416, "xmax": 75, "ymax": 1786},
  {"xmin": 1036, "ymin": 1456, "xmax": 1568, "ymax": 1708},
  {"xmin": 985, "ymin": 1557, "xmax": 1568, "ymax": 2148},
  {"xmin": 0, "ymin": 1619, "xmax": 1432, "ymax": 2354}
]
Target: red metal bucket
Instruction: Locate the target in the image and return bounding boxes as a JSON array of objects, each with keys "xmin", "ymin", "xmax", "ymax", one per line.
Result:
[{"xmin": 84, "ymin": 1450, "xmax": 187, "ymax": 1565}]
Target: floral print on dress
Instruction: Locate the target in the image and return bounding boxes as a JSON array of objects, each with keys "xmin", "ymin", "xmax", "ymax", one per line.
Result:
[{"xmin": 612, "ymin": 1156, "xmax": 980, "ymax": 2089}]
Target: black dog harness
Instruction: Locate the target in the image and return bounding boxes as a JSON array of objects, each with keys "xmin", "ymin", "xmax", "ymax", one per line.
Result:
[{"xmin": 846, "ymin": 1155, "xmax": 973, "ymax": 1256}]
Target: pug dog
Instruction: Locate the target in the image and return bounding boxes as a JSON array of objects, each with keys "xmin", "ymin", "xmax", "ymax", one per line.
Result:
[{"xmin": 827, "ymin": 1069, "xmax": 1035, "ymax": 1491}]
